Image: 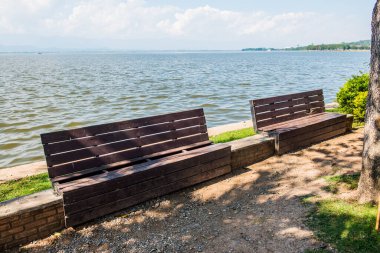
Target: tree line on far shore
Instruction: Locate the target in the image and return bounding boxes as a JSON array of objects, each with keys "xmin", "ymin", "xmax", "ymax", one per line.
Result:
[{"xmin": 242, "ymin": 40, "xmax": 370, "ymax": 51}]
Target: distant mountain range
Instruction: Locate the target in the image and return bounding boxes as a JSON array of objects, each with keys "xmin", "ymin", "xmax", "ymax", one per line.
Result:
[{"xmin": 242, "ymin": 40, "xmax": 370, "ymax": 52}]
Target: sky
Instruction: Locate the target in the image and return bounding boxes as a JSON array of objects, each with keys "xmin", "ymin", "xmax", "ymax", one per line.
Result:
[{"xmin": 0, "ymin": 0, "xmax": 375, "ymax": 50}]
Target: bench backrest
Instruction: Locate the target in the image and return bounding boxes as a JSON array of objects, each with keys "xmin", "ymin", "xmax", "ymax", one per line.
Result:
[
  {"xmin": 41, "ymin": 108, "xmax": 209, "ymax": 179},
  {"xmin": 249, "ymin": 89, "xmax": 325, "ymax": 131}
]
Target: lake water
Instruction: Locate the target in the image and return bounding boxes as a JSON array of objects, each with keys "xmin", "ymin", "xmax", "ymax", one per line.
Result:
[{"xmin": 0, "ymin": 51, "xmax": 369, "ymax": 169}]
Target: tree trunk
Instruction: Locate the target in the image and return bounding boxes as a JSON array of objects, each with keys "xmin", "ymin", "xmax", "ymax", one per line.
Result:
[{"xmin": 358, "ymin": 0, "xmax": 380, "ymax": 203}]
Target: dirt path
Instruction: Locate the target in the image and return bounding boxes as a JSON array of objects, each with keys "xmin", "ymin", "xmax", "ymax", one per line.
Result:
[{"xmin": 19, "ymin": 129, "xmax": 363, "ymax": 253}]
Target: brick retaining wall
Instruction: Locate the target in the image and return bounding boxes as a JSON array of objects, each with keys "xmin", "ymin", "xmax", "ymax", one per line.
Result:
[{"xmin": 0, "ymin": 190, "xmax": 64, "ymax": 251}]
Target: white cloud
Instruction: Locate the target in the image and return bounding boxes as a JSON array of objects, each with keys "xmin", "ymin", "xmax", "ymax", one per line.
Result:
[{"xmin": 0, "ymin": 0, "xmax": 370, "ymax": 49}]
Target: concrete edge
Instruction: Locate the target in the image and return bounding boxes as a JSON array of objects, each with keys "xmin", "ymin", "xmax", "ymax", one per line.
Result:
[{"xmin": 0, "ymin": 189, "xmax": 62, "ymax": 220}]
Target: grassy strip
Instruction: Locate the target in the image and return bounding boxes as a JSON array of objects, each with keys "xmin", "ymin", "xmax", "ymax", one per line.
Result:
[
  {"xmin": 209, "ymin": 127, "xmax": 255, "ymax": 144},
  {"xmin": 305, "ymin": 199, "xmax": 380, "ymax": 253},
  {"xmin": 0, "ymin": 173, "xmax": 51, "ymax": 202}
]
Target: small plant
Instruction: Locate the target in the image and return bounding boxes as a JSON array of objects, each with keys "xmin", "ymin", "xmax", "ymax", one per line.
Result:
[
  {"xmin": 353, "ymin": 91, "xmax": 368, "ymax": 121},
  {"xmin": 336, "ymin": 73, "xmax": 369, "ymax": 121},
  {"xmin": 325, "ymin": 173, "xmax": 360, "ymax": 190}
]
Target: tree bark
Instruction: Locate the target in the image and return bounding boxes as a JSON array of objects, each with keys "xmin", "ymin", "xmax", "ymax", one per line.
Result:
[{"xmin": 358, "ymin": 0, "xmax": 380, "ymax": 203}]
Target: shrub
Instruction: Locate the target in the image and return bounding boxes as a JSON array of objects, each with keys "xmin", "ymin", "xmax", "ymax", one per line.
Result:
[
  {"xmin": 353, "ymin": 91, "xmax": 368, "ymax": 121},
  {"xmin": 336, "ymin": 73, "xmax": 369, "ymax": 121}
]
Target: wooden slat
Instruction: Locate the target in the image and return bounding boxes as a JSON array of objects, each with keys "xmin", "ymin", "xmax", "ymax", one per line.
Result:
[
  {"xmin": 254, "ymin": 95, "xmax": 324, "ymax": 113},
  {"xmin": 277, "ymin": 124, "xmax": 347, "ymax": 154},
  {"xmin": 260, "ymin": 112, "xmax": 329, "ymax": 131},
  {"xmin": 65, "ymin": 165, "xmax": 231, "ymax": 227},
  {"xmin": 279, "ymin": 121, "xmax": 347, "ymax": 147},
  {"xmin": 64, "ymin": 156, "xmax": 230, "ymax": 215},
  {"xmin": 277, "ymin": 114, "xmax": 346, "ymax": 140},
  {"xmin": 51, "ymin": 140, "xmax": 212, "ymax": 183},
  {"xmin": 41, "ymin": 108, "xmax": 204, "ymax": 144},
  {"xmin": 250, "ymin": 89, "xmax": 323, "ymax": 106},
  {"xmin": 60, "ymin": 144, "xmax": 231, "ymax": 203},
  {"xmin": 255, "ymin": 102, "xmax": 325, "ymax": 122},
  {"xmin": 257, "ymin": 111, "xmax": 309, "ymax": 129},
  {"xmin": 48, "ymin": 133, "xmax": 209, "ymax": 177},
  {"xmin": 44, "ymin": 116, "xmax": 206, "ymax": 156},
  {"xmin": 59, "ymin": 143, "xmax": 230, "ymax": 194}
]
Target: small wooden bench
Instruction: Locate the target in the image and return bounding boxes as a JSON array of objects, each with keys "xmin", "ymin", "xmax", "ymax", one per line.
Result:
[
  {"xmin": 249, "ymin": 89, "xmax": 348, "ymax": 154},
  {"xmin": 40, "ymin": 108, "xmax": 231, "ymax": 227}
]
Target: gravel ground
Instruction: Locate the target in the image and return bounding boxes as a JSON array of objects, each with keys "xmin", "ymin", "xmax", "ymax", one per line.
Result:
[{"xmin": 17, "ymin": 129, "xmax": 363, "ymax": 253}]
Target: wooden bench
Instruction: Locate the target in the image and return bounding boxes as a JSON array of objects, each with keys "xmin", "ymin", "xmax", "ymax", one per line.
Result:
[
  {"xmin": 249, "ymin": 89, "xmax": 348, "ymax": 154},
  {"xmin": 40, "ymin": 108, "xmax": 231, "ymax": 227}
]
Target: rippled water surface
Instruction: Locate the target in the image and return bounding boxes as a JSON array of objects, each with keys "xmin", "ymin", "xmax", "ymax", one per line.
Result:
[{"xmin": 0, "ymin": 51, "xmax": 369, "ymax": 168}]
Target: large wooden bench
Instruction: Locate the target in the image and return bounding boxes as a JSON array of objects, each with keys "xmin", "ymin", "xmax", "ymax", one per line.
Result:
[
  {"xmin": 40, "ymin": 108, "xmax": 231, "ymax": 227},
  {"xmin": 249, "ymin": 89, "xmax": 347, "ymax": 154}
]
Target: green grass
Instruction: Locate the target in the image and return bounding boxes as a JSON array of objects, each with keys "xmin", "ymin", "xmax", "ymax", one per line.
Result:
[
  {"xmin": 325, "ymin": 108, "xmax": 343, "ymax": 113},
  {"xmin": 326, "ymin": 173, "xmax": 360, "ymax": 190},
  {"xmin": 0, "ymin": 173, "xmax": 51, "ymax": 202},
  {"xmin": 305, "ymin": 199, "xmax": 380, "ymax": 253},
  {"xmin": 209, "ymin": 127, "xmax": 255, "ymax": 143},
  {"xmin": 323, "ymin": 173, "xmax": 360, "ymax": 194}
]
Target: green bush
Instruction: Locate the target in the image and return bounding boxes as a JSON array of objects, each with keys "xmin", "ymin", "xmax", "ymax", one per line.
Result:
[
  {"xmin": 353, "ymin": 91, "xmax": 368, "ymax": 121},
  {"xmin": 336, "ymin": 73, "xmax": 369, "ymax": 121}
]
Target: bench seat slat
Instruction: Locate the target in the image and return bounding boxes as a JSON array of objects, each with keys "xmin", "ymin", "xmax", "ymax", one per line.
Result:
[
  {"xmin": 63, "ymin": 154, "xmax": 231, "ymax": 215},
  {"xmin": 65, "ymin": 165, "xmax": 231, "ymax": 227},
  {"xmin": 276, "ymin": 113, "xmax": 346, "ymax": 139},
  {"xmin": 58, "ymin": 143, "xmax": 230, "ymax": 195},
  {"xmin": 260, "ymin": 112, "xmax": 343, "ymax": 132},
  {"xmin": 52, "ymin": 140, "xmax": 212, "ymax": 184},
  {"xmin": 277, "ymin": 122, "xmax": 347, "ymax": 154}
]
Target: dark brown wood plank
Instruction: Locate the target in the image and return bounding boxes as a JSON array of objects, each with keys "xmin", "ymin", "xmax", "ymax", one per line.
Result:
[
  {"xmin": 173, "ymin": 116, "xmax": 206, "ymax": 129},
  {"xmin": 250, "ymin": 89, "xmax": 323, "ymax": 106},
  {"xmin": 48, "ymin": 133, "xmax": 209, "ymax": 177},
  {"xmin": 277, "ymin": 114, "xmax": 346, "ymax": 140},
  {"xmin": 65, "ymin": 165, "xmax": 231, "ymax": 227},
  {"xmin": 59, "ymin": 143, "xmax": 230, "ymax": 194},
  {"xmin": 44, "ymin": 117, "xmax": 206, "ymax": 156},
  {"xmin": 43, "ymin": 127, "xmax": 140, "ymax": 155},
  {"xmin": 255, "ymin": 103, "xmax": 312, "ymax": 121},
  {"xmin": 51, "ymin": 140, "xmax": 212, "ymax": 182},
  {"xmin": 64, "ymin": 156, "xmax": 230, "ymax": 215},
  {"xmin": 279, "ymin": 121, "xmax": 347, "ymax": 147},
  {"xmin": 254, "ymin": 95, "xmax": 324, "ymax": 113},
  {"xmin": 176, "ymin": 125, "xmax": 207, "ymax": 138},
  {"xmin": 264, "ymin": 112, "xmax": 344, "ymax": 133},
  {"xmin": 277, "ymin": 124, "xmax": 347, "ymax": 154},
  {"xmin": 60, "ymin": 144, "xmax": 230, "ymax": 203},
  {"xmin": 257, "ymin": 111, "xmax": 309, "ymax": 129},
  {"xmin": 258, "ymin": 112, "xmax": 334, "ymax": 131},
  {"xmin": 41, "ymin": 108, "xmax": 204, "ymax": 144}
]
